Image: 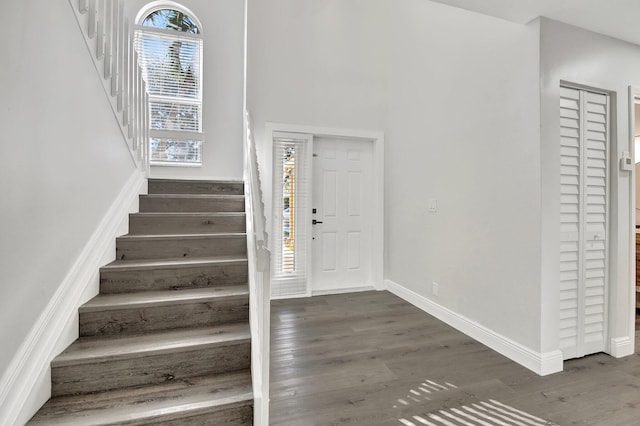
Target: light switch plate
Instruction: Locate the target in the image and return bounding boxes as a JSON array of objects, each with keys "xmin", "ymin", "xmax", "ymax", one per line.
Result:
[{"xmin": 428, "ymin": 198, "xmax": 438, "ymax": 212}]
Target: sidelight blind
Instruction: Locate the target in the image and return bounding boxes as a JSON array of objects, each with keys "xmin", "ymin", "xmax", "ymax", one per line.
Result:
[{"xmin": 271, "ymin": 135, "xmax": 312, "ymax": 298}]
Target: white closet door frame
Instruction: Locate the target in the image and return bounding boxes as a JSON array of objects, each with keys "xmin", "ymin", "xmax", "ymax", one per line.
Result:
[{"xmin": 625, "ymin": 86, "xmax": 640, "ymax": 356}]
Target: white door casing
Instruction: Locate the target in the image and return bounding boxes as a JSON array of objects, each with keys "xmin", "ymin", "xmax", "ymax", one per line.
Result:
[
  {"xmin": 311, "ymin": 137, "xmax": 374, "ymax": 293},
  {"xmin": 559, "ymin": 86, "xmax": 610, "ymax": 360}
]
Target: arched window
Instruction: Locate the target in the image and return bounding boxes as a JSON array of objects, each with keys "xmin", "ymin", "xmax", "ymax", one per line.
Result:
[{"xmin": 135, "ymin": 5, "xmax": 203, "ymax": 164}]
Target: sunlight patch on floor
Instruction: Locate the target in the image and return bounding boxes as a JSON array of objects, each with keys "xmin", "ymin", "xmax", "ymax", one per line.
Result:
[
  {"xmin": 398, "ymin": 399, "xmax": 559, "ymax": 426},
  {"xmin": 392, "ymin": 379, "xmax": 457, "ymax": 409}
]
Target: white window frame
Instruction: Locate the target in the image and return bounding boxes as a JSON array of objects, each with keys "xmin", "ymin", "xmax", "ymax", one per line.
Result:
[{"xmin": 135, "ymin": 6, "xmax": 204, "ymax": 166}]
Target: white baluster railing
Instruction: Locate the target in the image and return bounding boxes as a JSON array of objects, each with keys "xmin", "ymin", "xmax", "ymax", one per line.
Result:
[
  {"xmin": 69, "ymin": 0, "xmax": 149, "ymax": 174},
  {"xmin": 244, "ymin": 111, "xmax": 271, "ymax": 425}
]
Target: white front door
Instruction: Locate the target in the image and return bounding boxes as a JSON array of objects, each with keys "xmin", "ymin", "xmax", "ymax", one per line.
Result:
[
  {"xmin": 559, "ymin": 86, "xmax": 610, "ymax": 360},
  {"xmin": 311, "ymin": 137, "xmax": 374, "ymax": 293}
]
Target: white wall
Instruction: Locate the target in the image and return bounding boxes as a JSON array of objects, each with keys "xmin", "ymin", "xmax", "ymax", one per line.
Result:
[
  {"xmin": 125, "ymin": 0, "xmax": 245, "ymax": 180},
  {"xmin": 539, "ymin": 18, "xmax": 640, "ymax": 356},
  {"xmin": 0, "ymin": 0, "xmax": 136, "ymax": 413},
  {"xmin": 385, "ymin": 1, "xmax": 542, "ymax": 352},
  {"xmin": 248, "ymin": 0, "xmax": 544, "ymax": 357},
  {"xmin": 247, "ymin": 0, "xmax": 390, "ymax": 221}
]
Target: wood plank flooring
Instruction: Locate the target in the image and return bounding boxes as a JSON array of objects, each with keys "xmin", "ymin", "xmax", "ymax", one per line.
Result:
[{"xmin": 270, "ymin": 291, "xmax": 640, "ymax": 426}]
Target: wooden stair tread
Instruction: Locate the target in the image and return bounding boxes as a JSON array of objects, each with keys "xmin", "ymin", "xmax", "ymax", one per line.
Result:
[
  {"xmin": 138, "ymin": 193, "xmax": 245, "ymax": 213},
  {"xmin": 28, "ymin": 371, "xmax": 252, "ymax": 425},
  {"xmin": 102, "ymin": 256, "xmax": 248, "ymax": 270},
  {"xmin": 141, "ymin": 194, "xmax": 245, "ymax": 199},
  {"xmin": 115, "ymin": 234, "xmax": 247, "ymax": 261},
  {"xmin": 81, "ymin": 286, "xmax": 249, "ymax": 312},
  {"xmin": 131, "ymin": 211, "xmax": 246, "ymax": 217},
  {"xmin": 149, "ymin": 178, "xmax": 244, "ymax": 184},
  {"xmin": 54, "ymin": 324, "xmax": 250, "ymax": 366},
  {"xmin": 117, "ymin": 232, "xmax": 246, "ymax": 240}
]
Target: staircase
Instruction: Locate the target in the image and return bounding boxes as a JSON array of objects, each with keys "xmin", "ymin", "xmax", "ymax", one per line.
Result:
[{"xmin": 28, "ymin": 179, "xmax": 253, "ymax": 425}]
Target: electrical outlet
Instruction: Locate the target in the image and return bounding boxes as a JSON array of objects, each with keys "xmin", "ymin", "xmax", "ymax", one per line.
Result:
[
  {"xmin": 432, "ymin": 282, "xmax": 439, "ymax": 297},
  {"xmin": 428, "ymin": 198, "xmax": 438, "ymax": 212}
]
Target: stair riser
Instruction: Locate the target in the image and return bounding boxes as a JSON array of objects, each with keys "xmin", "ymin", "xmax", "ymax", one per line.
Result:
[
  {"xmin": 80, "ymin": 297, "xmax": 249, "ymax": 337},
  {"xmin": 140, "ymin": 197, "xmax": 245, "ymax": 213},
  {"xmin": 116, "ymin": 236, "xmax": 247, "ymax": 261},
  {"xmin": 129, "ymin": 214, "xmax": 246, "ymax": 235},
  {"xmin": 100, "ymin": 262, "xmax": 249, "ymax": 293},
  {"xmin": 148, "ymin": 180, "xmax": 244, "ymax": 195},
  {"xmin": 29, "ymin": 401, "xmax": 253, "ymax": 426},
  {"xmin": 51, "ymin": 342, "xmax": 251, "ymax": 397},
  {"xmin": 145, "ymin": 403, "xmax": 253, "ymax": 426}
]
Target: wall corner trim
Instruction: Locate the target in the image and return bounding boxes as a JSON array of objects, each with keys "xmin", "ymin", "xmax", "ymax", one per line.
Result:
[
  {"xmin": 609, "ymin": 337, "xmax": 635, "ymax": 358},
  {"xmin": 0, "ymin": 170, "xmax": 146, "ymax": 426},
  {"xmin": 384, "ymin": 279, "xmax": 564, "ymax": 377}
]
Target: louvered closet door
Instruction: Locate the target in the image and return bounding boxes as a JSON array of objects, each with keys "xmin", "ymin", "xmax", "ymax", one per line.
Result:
[{"xmin": 559, "ymin": 86, "xmax": 610, "ymax": 360}]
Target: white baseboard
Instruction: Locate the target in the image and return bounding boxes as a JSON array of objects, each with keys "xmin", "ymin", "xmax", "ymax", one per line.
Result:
[
  {"xmin": 384, "ymin": 279, "xmax": 563, "ymax": 376},
  {"xmin": 270, "ymin": 285, "xmax": 377, "ymax": 300},
  {"xmin": 0, "ymin": 171, "xmax": 146, "ymax": 426},
  {"xmin": 609, "ymin": 337, "xmax": 635, "ymax": 358},
  {"xmin": 311, "ymin": 285, "xmax": 376, "ymax": 296}
]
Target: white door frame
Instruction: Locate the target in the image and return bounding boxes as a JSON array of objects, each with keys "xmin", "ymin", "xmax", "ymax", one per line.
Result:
[
  {"xmin": 625, "ymin": 86, "xmax": 640, "ymax": 354},
  {"xmin": 601, "ymin": 85, "xmax": 635, "ymax": 359},
  {"xmin": 266, "ymin": 122, "xmax": 385, "ymax": 293}
]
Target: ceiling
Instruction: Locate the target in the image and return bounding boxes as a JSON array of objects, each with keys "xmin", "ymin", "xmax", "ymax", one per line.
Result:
[{"xmin": 429, "ymin": 0, "xmax": 640, "ymax": 47}]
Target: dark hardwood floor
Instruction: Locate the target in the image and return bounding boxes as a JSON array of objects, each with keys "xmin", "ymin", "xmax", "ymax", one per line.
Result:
[{"xmin": 270, "ymin": 291, "xmax": 640, "ymax": 425}]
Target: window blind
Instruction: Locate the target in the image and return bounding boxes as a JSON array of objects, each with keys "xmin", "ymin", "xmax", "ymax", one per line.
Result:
[
  {"xmin": 271, "ymin": 135, "xmax": 312, "ymax": 298},
  {"xmin": 134, "ymin": 26, "xmax": 203, "ymax": 164}
]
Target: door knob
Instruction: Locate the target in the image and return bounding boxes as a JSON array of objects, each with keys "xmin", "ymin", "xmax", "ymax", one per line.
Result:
[{"xmin": 312, "ymin": 220, "xmax": 323, "ymax": 225}]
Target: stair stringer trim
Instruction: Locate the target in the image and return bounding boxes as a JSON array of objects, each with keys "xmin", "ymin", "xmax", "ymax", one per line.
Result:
[
  {"xmin": 0, "ymin": 170, "xmax": 146, "ymax": 426},
  {"xmin": 384, "ymin": 279, "xmax": 564, "ymax": 376}
]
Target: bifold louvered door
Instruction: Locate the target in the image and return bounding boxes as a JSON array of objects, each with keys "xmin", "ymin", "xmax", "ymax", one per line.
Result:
[{"xmin": 559, "ymin": 86, "xmax": 610, "ymax": 360}]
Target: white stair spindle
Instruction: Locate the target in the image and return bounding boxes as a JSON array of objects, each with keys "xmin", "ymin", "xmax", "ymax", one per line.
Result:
[
  {"xmin": 138, "ymin": 69, "xmax": 144, "ymax": 158},
  {"xmin": 136, "ymin": 81, "xmax": 143, "ymax": 162},
  {"xmin": 115, "ymin": 0, "xmax": 125, "ymax": 107},
  {"xmin": 109, "ymin": 0, "xmax": 119, "ymax": 96},
  {"xmin": 87, "ymin": 0, "xmax": 96, "ymax": 38},
  {"xmin": 128, "ymin": 39, "xmax": 135, "ymax": 137},
  {"xmin": 132, "ymin": 52, "xmax": 140, "ymax": 150},
  {"xmin": 96, "ymin": 0, "xmax": 104, "ymax": 59},
  {"xmin": 78, "ymin": 0, "xmax": 89, "ymax": 14},
  {"xmin": 138, "ymin": 62, "xmax": 143, "ymax": 153},
  {"xmin": 131, "ymin": 57, "xmax": 137, "ymax": 148},
  {"xmin": 122, "ymin": 20, "xmax": 130, "ymax": 126},
  {"xmin": 142, "ymin": 85, "xmax": 149, "ymax": 164},
  {"xmin": 103, "ymin": 0, "xmax": 112, "ymax": 79}
]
